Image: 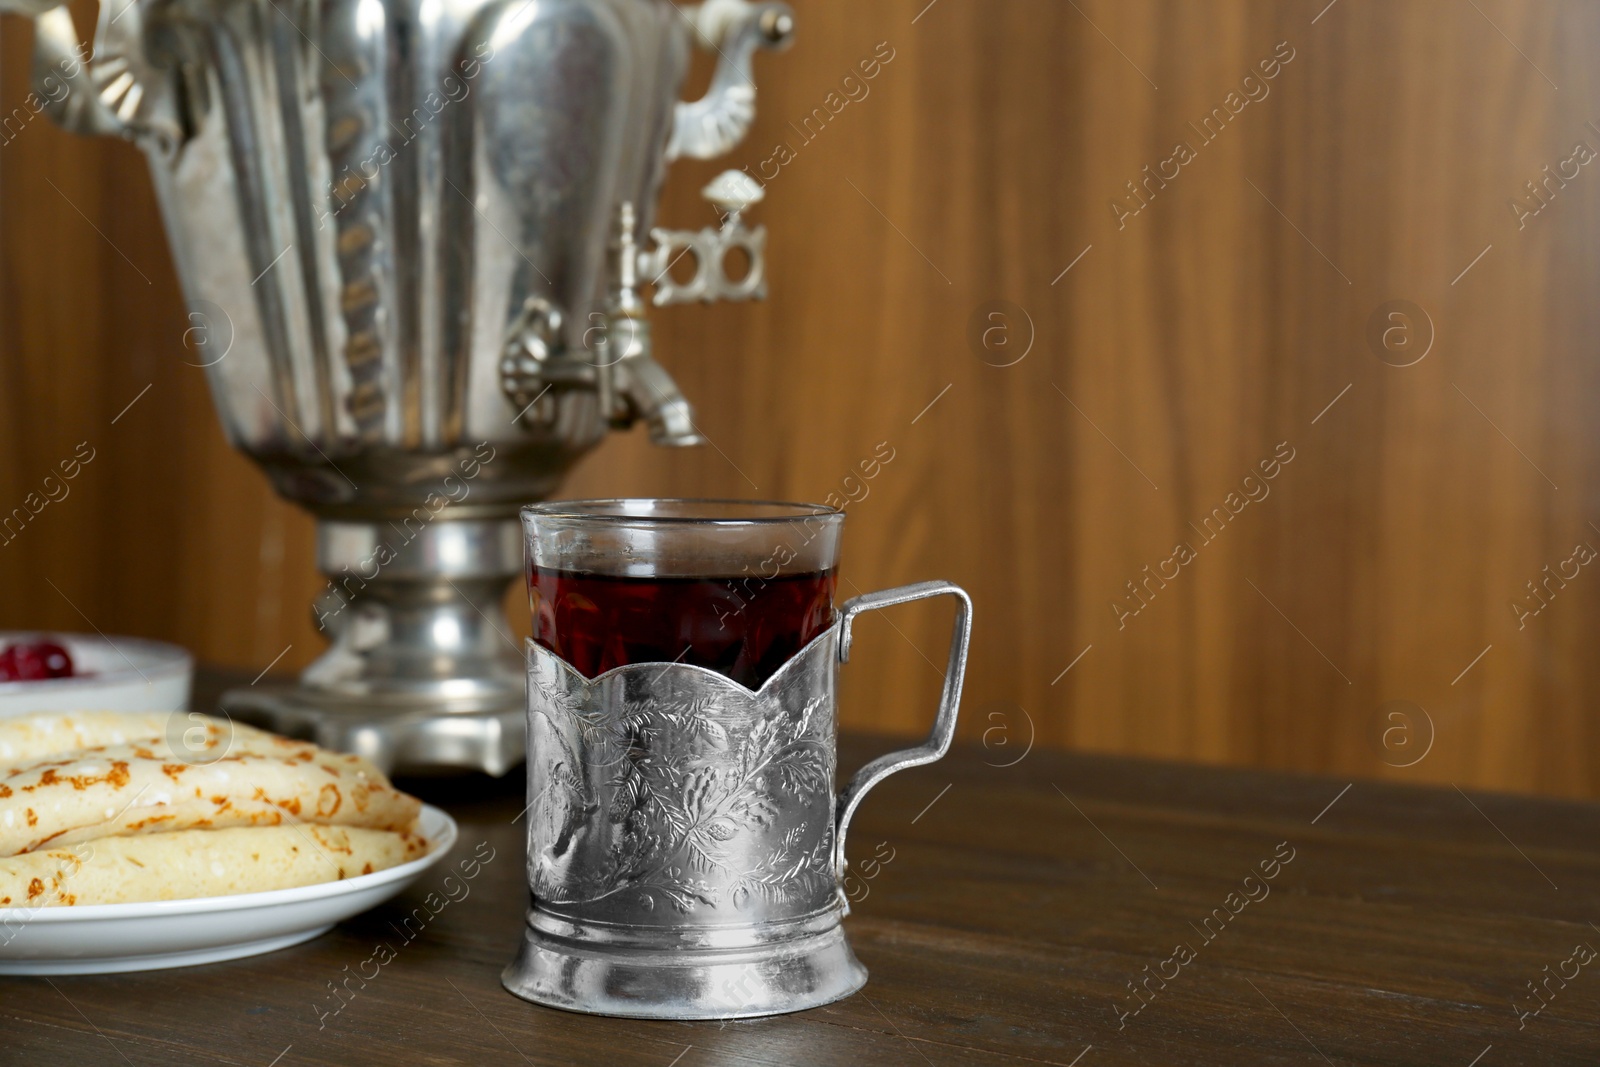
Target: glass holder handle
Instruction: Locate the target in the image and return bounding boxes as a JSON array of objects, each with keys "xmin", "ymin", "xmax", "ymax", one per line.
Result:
[{"xmin": 833, "ymin": 580, "xmax": 973, "ymax": 884}]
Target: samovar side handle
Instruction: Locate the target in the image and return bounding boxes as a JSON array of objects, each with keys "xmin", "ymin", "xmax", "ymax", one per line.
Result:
[
  {"xmin": 666, "ymin": 0, "xmax": 794, "ymax": 161},
  {"xmin": 4, "ymin": 0, "xmax": 182, "ymax": 149},
  {"xmin": 833, "ymin": 581, "xmax": 974, "ymax": 883},
  {"xmin": 0, "ymin": 0, "xmax": 116, "ymax": 135}
]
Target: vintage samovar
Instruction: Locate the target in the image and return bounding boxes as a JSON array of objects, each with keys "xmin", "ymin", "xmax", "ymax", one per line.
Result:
[{"xmin": 6, "ymin": 0, "xmax": 793, "ymax": 772}]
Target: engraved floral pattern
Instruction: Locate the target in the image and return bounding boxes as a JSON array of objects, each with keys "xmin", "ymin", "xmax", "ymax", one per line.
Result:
[{"xmin": 525, "ymin": 638, "xmax": 838, "ymax": 920}]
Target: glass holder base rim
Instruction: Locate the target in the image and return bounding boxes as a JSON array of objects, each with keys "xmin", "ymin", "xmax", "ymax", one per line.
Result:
[{"xmin": 501, "ymin": 916, "xmax": 868, "ymax": 1019}]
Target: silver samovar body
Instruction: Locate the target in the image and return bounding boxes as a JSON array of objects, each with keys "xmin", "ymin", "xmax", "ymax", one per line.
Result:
[{"xmin": 15, "ymin": 0, "xmax": 792, "ymax": 771}]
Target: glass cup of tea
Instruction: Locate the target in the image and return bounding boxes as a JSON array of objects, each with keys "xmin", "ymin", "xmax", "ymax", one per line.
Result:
[{"xmin": 505, "ymin": 499, "xmax": 973, "ymax": 1020}]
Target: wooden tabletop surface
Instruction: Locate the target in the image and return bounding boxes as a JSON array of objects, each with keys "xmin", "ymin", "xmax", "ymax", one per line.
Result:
[{"xmin": 3, "ymin": 689, "xmax": 1600, "ymax": 1065}]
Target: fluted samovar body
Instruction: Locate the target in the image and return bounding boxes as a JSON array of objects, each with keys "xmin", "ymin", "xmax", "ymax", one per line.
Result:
[{"xmin": 14, "ymin": 0, "xmax": 792, "ymax": 771}]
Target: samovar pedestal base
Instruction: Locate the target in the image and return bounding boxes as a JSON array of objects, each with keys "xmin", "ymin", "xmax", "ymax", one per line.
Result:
[
  {"xmin": 221, "ymin": 517, "xmax": 528, "ymax": 776},
  {"xmin": 501, "ymin": 909, "xmax": 868, "ymax": 1019},
  {"xmin": 220, "ymin": 686, "xmax": 524, "ymax": 777}
]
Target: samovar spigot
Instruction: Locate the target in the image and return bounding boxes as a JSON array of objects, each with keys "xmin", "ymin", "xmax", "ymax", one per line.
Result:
[
  {"xmin": 503, "ymin": 191, "xmax": 762, "ymax": 450},
  {"xmin": 588, "ymin": 171, "xmax": 773, "ymax": 446},
  {"xmin": 603, "ymin": 202, "xmax": 704, "ymax": 448}
]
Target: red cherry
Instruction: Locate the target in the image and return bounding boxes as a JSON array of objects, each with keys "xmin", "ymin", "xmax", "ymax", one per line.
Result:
[{"xmin": 0, "ymin": 641, "xmax": 75, "ymax": 681}]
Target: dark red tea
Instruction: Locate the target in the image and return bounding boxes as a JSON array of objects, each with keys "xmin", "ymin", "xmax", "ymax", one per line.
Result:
[{"xmin": 530, "ymin": 568, "xmax": 837, "ymax": 690}]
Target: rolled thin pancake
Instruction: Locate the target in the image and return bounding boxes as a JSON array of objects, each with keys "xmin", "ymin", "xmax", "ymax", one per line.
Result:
[
  {"xmin": 0, "ymin": 824, "xmax": 431, "ymax": 907},
  {"xmin": 0, "ymin": 712, "xmax": 173, "ymax": 766},
  {"xmin": 0, "ymin": 712, "xmax": 306, "ymax": 770},
  {"xmin": 0, "ymin": 744, "xmax": 420, "ymax": 857}
]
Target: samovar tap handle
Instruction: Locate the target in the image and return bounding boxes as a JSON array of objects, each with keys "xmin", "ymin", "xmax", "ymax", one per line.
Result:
[
  {"xmin": 833, "ymin": 582, "xmax": 974, "ymax": 892},
  {"xmin": 638, "ymin": 170, "xmax": 768, "ymax": 307},
  {"xmin": 666, "ymin": 0, "xmax": 794, "ymax": 161},
  {"xmin": 605, "ymin": 205, "xmax": 703, "ymax": 447}
]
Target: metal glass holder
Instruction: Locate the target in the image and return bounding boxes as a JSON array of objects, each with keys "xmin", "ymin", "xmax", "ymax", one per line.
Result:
[{"xmin": 503, "ymin": 581, "xmax": 973, "ymax": 1019}]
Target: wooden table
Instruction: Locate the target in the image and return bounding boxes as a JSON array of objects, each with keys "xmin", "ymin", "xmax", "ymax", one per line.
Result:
[{"xmin": 3, "ymin": 689, "xmax": 1599, "ymax": 1065}]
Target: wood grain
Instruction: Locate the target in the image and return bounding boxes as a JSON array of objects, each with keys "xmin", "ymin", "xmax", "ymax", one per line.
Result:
[
  {"xmin": 5, "ymin": 1, "xmax": 1600, "ymax": 794},
  {"xmin": 0, "ymin": 673, "xmax": 1596, "ymax": 1065}
]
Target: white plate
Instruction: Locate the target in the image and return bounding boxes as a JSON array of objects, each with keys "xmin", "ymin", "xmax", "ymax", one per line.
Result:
[
  {"xmin": 0, "ymin": 632, "xmax": 193, "ymax": 716},
  {"xmin": 0, "ymin": 805, "xmax": 458, "ymax": 974}
]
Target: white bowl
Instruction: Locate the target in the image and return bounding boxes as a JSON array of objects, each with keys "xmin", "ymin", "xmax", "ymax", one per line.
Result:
[
  {"xmin": 0, "ymin": 633, "xmax": 193, "ymax": 717},
  {"xmin": 0, "ymin": 805, "xmax": 459, "ymax": 973}
]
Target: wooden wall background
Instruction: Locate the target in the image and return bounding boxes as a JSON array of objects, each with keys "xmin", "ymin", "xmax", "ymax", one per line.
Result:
[{"xmin": 4, "ymin": 0, "xmax": 1600, "ymax": 796}]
